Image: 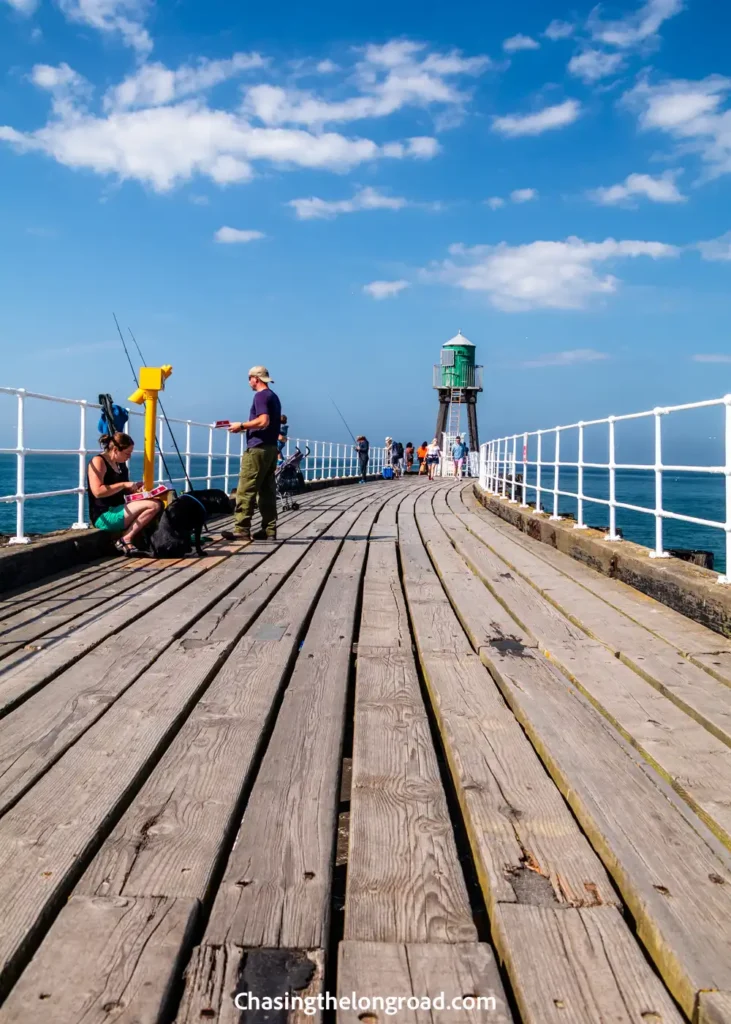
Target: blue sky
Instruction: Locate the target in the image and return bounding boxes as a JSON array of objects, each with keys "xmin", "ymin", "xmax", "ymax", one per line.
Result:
[{"xmin": 1, "ymin": 0, "xmax": 730, "ymax": 451}]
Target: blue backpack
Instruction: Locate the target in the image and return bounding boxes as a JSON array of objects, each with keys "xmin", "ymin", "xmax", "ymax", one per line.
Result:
[{"xmin": 97, "ymin": 393, "xmax": 128, "ymax": 435}]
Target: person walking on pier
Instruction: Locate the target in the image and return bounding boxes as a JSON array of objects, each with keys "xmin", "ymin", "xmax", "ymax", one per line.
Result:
[
  {"xmin": 227, "ymin": 366, "xmax": 281, "ymax": 541},
  {"xmin": 452, "ymin": 435, "xmax": 468, "ymax": 480},
  {"xmin": 356, "ymin": 435, "xmax": 369, "ymax": 483},
  {"xmin": 390, "ymin": 440, "xmax": 404, "ymax": 478},
  {"xmin": 417, "ymin": 441, "xmax": 428, "ymax": 475},
  {"xmin": 426, "ymin": 438, "xmax": 441, "ymax": 481},
  {"xmin": 404, "ymin": 442, "xmax": 415, "ymax": 474}
]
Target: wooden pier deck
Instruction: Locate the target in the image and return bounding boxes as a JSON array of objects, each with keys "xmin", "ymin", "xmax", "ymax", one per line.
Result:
[{"xmin": 0, "ymin": 477, "xmax": 730, "ymax": 1024}]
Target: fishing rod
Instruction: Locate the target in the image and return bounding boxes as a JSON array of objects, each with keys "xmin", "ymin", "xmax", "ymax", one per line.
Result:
[
  {"xmin": 112, "ymin": 313, "xmax": 179, "ymax": 487},
  {"xmin": 128, "ymin": 327, "xmax": 194, "ymax": 492},
  {"xmin": 330, "ymin": 396, "xmax": 358, "ymax": 446}
]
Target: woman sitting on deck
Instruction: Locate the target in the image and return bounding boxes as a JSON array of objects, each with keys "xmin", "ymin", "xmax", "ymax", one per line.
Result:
[{"xmin": 86, "ymin": 432, "xmax": 162, "ymax": 556}]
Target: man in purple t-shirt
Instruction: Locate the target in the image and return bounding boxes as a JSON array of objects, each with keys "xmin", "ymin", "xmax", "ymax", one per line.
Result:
[{"xmin": 227, "ymin": 365, "xmax": 282, "ymax": 540}]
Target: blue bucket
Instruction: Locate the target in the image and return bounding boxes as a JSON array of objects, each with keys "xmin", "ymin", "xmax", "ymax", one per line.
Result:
[{"xmin": 382, "ymin": 466, "xmax": 394, "ymax": 479}]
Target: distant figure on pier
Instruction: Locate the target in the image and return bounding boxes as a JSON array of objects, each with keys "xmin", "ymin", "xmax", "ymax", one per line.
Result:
[
  {"xmin": 417, "ymin": 441, "xmax": 428, "ymax": 475},
  {"xmin": 452, "ymin": 435, "xmax": 468, "ymax": 480},
  {"xmin": 277, "ymin": 414, "xmax": 289, "ymax": 465},
  {"xmin": 404, "ymin": 442, "xmax": 415, "ymax": 473},
  {"xmin": 385, "ymin": 436, "xmax": 392, "ymax": 463},
  {"xmin": 390, "ymin": 440, "xmax": 404, "ymax": 478},
  {"xmin": 86, "ymin": 432, "xmax": 162, "ymax": 556},
  {"xmin": 227, "ymin": 366, "xmax": 281, "ymax": 541},
  {"xmin": 356, "ymin": 436, "xmax": 369, "ymax": 483},
  {"xmin": 426, "ymin": 438, "xmax": 441, "ymax": 481}
]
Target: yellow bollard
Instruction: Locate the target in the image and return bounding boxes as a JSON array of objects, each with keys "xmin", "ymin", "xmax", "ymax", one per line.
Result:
[{"xmin": 128, "ymin": 365, "xmax": 173, "ymax": 491}]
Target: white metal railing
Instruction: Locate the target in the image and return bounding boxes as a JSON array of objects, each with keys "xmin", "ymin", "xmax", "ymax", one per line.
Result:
[
  {"xmin": 0, "ymin": 387, "xmax": 386, "ymax": 544},
  {"xmin": 479, "ymin": 394, "xmax": 731, "ymax": 583}
]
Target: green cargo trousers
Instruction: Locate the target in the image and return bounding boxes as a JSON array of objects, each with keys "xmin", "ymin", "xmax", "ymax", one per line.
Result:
[{"xmin": 234, "ymin": 444, "xmax": 278, "ymax": 535}]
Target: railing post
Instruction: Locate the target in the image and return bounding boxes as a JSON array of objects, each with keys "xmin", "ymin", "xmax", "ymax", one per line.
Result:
[
  {"xmin": 224, "ymin": 429, "xmax": 231, "ymax": 495},
  {"xmin": 185, "ymin": 421, "xmax": 192, "ymax": 492},
  {"xmin": 157, "ymin": 415, "xmax": 164, "ymax": 485},
  {"xmin": 510, "ymin": 435, "xmax": 517, "ymax": 502},
  {"xmin": 550, "ymin": 427, "xmax": 562, "ymax": 520},
  {"xmin": 605, "ymin": 416, "xmax": 620, "ymax": 541},
  {"xmin": 535, "ymin": 431, "xmax": 543, "ymax": 513},
  {"xmin": 8, "ymin": 390, "xmax": 30, "ymax": 545},
  {"xmin": 575, "ymin": 422, "xmax": 587, "ymax": 529},
  {"xmin": 650, "ymin": 408, "xmax": 669, "ymax": 559},
  {"xmin": 329, "ymin": 441, "xmax": 334, "ymax": 479},
  {"xmin": 305, "ymin": 440, "xmax": 310, "ymax": 480},
  {"xmin": 206, "ymin": 426, "xmax": 213, "ymax": 489},
  {"xmin": 72, "ymin": 400, "xmax": 89, "ymax": 530},
  {"xmin": 721, "ymin": 395, "xmax": 731, "ymax": 583},
  {"xmin": 520, "ymin": 432, "xmax": 528, "ymax": 507},
  {"xmin": 500, "ymin": 438, "xmax": 507, "ymax": 497}
]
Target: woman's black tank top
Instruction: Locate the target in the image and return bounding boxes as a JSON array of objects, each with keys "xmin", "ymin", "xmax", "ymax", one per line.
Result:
[{"xmin": 87, "ymin": 455, "xmax": 128, "ymax": 526}]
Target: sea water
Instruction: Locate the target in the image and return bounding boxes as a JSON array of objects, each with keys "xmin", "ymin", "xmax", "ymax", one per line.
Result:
[{"xmin": 0, "ymin": 454, "xmax": 726, "ymax": 574}]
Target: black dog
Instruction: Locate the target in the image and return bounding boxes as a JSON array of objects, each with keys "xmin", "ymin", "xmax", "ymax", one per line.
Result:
[{"xmin": 146, "ymin": 489, "xmax": 233, "ymax": 558}]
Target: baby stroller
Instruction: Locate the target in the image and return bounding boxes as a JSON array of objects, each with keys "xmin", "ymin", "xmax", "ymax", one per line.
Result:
[{"xmin": 276, "ymin": 446, "xmax": 309, "ymax": 511}]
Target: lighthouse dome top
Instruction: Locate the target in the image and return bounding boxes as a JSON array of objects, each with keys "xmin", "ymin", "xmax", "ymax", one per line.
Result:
[{"xmin": 443, "ymin": 330, "xmax": 475, "ymax": 348}]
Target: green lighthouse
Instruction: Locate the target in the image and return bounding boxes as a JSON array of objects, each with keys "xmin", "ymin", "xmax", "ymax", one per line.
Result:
[{"xmin": 433, "ymin": 330, "xmax": 483, "ymax": 451}]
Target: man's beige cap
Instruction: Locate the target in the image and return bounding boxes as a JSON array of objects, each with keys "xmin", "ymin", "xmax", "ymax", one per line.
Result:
[{"xmin": 248, "ymin": 365, "xmax": 274, "ymax": 383}]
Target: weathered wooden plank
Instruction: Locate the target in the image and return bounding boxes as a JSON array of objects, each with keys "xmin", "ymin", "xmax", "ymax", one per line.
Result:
[
  {"xmin": 0, "ymin": 559, "xmax": 167, "ymax": 654},
  {"xmin": 345, "ymin": 516, "xmax": 476, "ymax": 943},
  {"xmin": 447, "ymin": 491, "xmax": 731, "ymax": 749},
  {"xmin": 80, "ymin": 494, "xmax": 381, "ymax": 909},
  {"xmin": 430, "ymin": 492, "xmax": 731, "ymax": 849},
  {"xmin": 698, "ymin": 992, "xmax": 731, "ymax": 1024},
  {"xmin": 0, "ymin": 495, "xmax": 345, "ymax": 717},
  {"xmin": 337, "ymin": 941, "xmax": 513, "ymax": 1024},
  {"xmin": 0, "ymin": 895, "xmax": 198, "ymax": 1024},
  {"xmin": 475, "ymin": 610, "xmax": 731, "ymax": 1017},
  {"xmin": 0, "ymin": 492, "xmax": 375, "ymax": 993},
  {"xmin": 177, "ymin": 946, "xmax": 324, "ymax": 1024},
  {"xmin": 492, "ymin": 904, "xmax": 683, "ymax": 1024},
  {"xmin": 397, "ymin": 494, "xmax": 617, "ymax": 912},
  {"xmin": 0, "ymin": 483, "xmax": 355, "ymax": 683},
  {"xmin": 0, "ymin": 523, "xmax": 335, "ymax": 810},
  {"xmin": 0, "ymin": 555, "xmax": 123, "ymax": 624},
  {"xmin": 157, "ymin": 500, "xmax": 383, "ymax": 948},
  {"xmin": 459, "ymin": 483, "xmax": 731, "ymax": 665}
]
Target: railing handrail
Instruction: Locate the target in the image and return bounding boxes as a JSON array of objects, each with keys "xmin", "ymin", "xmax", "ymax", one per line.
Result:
[
  {"xmin": 0, "ymin": 386, "xmax": 388, "ymax": 543},
  {"xmin": 478, "ymin": 393, "xmax": 731, "ymax": 584}
]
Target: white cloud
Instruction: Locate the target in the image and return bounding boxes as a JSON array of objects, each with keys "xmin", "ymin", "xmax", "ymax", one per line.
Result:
[
  {"xmin": 3, "ymin": 0, "xmax": 38, "ymax": 14},
  {"xmin": 589, "ymin": 171, "xmax": 685, "ymax": 205},
  {"xmin": 189, "ymin": 194, "xmax": 209, "ymax": 205},
  {"xmin": 316, "ymin": 59, "xmax": 340, "ymax": 74},
  {"xmin": 492, "ymin": 99, "xmax": 581, "ymax": 137},
  {"xmin": 503, "ymin": 34, "xmax": 540, "ymax": 53},
  {"xmin": 288, "ymin": 186, "xmax": 407, "ymax": 220},
  {"xmin": 589, "ymin": 0, "xmax": 683, "ymax": 49},
  {"xmin": 431, "ymin": 236, "xmax": 679, "ymax": 311},
  {"xmin": 510, "ymin": 187, "xmax": 537, "ymax": 203},
  {"xmin": 214, "ymin": 226, "xmax": 265, "ymax": 243},
  {"xmin": 521, "ymin": 349, "xmax": 609, "ymax": 368},
  {"xmin": 0, "ymin": 73, "xmax": 439, "ymax": 191},
  {"xmin": 697, "ymin": 232, "xmax": 731, "ymax": 261},
  {"xmin": 485, "ymin": 196, "xmax": 505, "ymax": 209},
  {"xmin": 568, "ymin": 49, "xmax": 624, "ymax": 83},
  {"xmin": 58, "ymin": 0, "xmax": 153, "ymax": 54},
  {"xmin": 545, "ymin": 19, "xmax": 575, "ymax": 40},
  {"xmin": 692, "ymin": 354, "xmax": 731, "ymax": 363},
  {"xmin": 105, "ymin": 54, "xmax": 266, "ymax": 111},
  {"xmin": 363, "ymin": 279, "xmax": 409, "ymax": 299},
  {"xmin": 625, "ymin": 76, "xmax": 731, "ymax": 179},
  {"xmin": 243, "ymin": 40, "xmax": 490, "ymax": 128}
]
